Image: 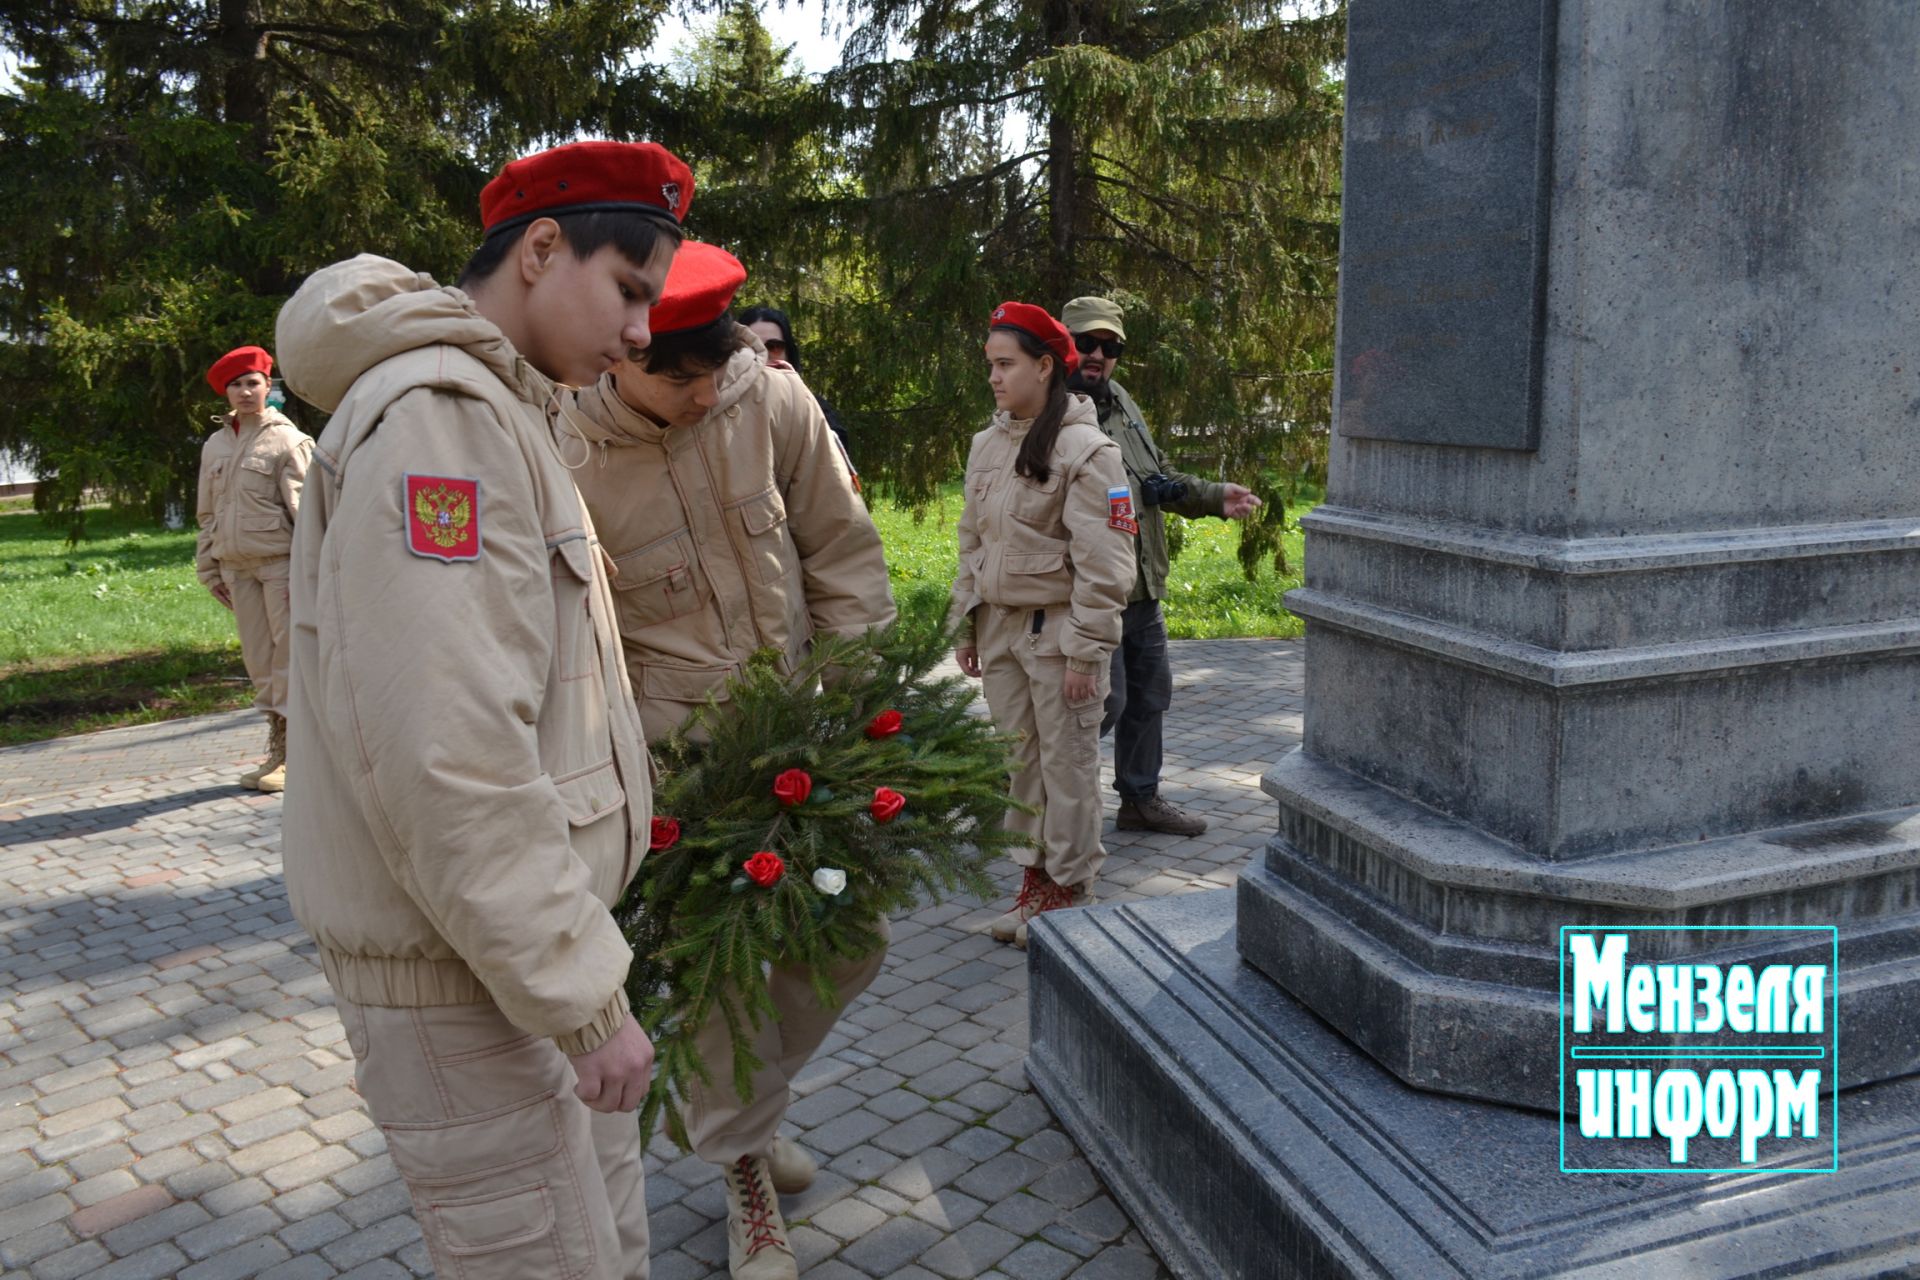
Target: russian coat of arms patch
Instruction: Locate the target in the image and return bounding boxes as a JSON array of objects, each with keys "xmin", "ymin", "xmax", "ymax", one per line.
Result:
[{"xmin": 404, "ymin": 474, "xmax": 481, "ymax": 563}]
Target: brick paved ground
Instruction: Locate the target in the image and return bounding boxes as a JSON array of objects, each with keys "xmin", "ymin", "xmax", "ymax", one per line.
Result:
[{"xmin": 1, "ymin": 638, "xmax": 1303, "ymax": 1280}]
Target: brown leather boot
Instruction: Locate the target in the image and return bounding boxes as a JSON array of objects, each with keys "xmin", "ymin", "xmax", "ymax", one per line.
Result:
[{"xmin": 1116, "ymin": 793, "xmax": 1207, "ymax": 836}]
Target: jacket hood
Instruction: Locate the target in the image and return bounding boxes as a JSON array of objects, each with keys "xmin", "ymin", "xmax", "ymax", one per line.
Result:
[
  {"xmin": 275, "ymin": 254, "xmax": 552, "ymax": 414},
  {"xmin": 564, "ymin": 326, "xmax": 768, "ymax": 448},
  {"xmin": 220, "ymin": 406, "xmax": 299, "ymax": 434},
  {"xmin": 991, "ymin": 392, "xmax": 1099, "ymax": 437}
]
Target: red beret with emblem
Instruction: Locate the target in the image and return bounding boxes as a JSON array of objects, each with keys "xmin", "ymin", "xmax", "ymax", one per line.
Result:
[
  {"xmin": 207, "ymin": 345, "xmax": 273, "ymax": 394},
  {"xmin": 987, "ymin": 301, "xmax": 1079, "ymax": 376},
  {"xmin": 648, "ymin": 241, "xmax": 748, "ymax": 336},
  {"xmin": 479, "ymin": 140, "xmax": 695, "ymax": 239}
]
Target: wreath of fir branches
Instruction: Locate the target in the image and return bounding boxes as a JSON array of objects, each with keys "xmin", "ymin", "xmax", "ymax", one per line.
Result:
[{"xmin": 614, "ymin": 601, "xmax": 1030, "ymax": 1144}]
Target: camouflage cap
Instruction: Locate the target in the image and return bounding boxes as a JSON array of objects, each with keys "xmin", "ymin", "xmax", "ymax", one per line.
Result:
[{"xmin": 1061, "ymin": 296, "xmax": 1126, "ymax": 340}]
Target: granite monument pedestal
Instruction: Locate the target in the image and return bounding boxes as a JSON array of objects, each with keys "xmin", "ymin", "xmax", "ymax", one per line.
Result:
[{"xmin": 1029, "ymin": 0, "xmax": 1920, "ymax": 1273}]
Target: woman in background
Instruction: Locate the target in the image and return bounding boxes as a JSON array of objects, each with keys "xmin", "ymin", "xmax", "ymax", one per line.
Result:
[{"xmin": 739, "ymin": 305, "xmax": 850, "ymax": 456}]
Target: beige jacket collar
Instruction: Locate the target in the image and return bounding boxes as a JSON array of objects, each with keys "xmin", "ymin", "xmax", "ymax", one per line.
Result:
[{"xmin": 567, "ymin": 328, "xmax": 769, "ymax": 449}]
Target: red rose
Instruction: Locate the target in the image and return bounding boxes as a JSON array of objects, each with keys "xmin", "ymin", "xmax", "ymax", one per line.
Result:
[
  {"xmin": 772, "ymin": 768, "xmax": 813, "ymax": 806},
  {"xmin": 871, "ymin": 787, "xmax": 906, "ymax": 824},
  {"xmin": 866, "ymin": 710, "xmax": 904, "ymax": 739},
  {"xmin": 649, "ymin": 817, "xmax": 680, "ymax": 852},
  {"xmin": 744, "ymin": 850, "xmax": 785, "ymax": 887}
]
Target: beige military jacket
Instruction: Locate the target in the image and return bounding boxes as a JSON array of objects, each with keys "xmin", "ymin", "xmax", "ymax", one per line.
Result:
[
  {"xmin": 274, "ymin": 255, "xmax": 651, "ymax": 1056},
  {"xmin": 948, "ymin": 396, "xmax": 1135, "ymax": 673},
  {"xmin": 193, "ymin": 407, "xmax": 313, "ymax": 587},
  {"xmin": 566, "ymin": 335, "xmax": 896, "ymax": 742}
]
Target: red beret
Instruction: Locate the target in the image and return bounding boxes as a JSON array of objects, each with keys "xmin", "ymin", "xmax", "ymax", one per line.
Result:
[
  {"xmin": 207, "ymin": 346, "xmax": 273, "ymax": 394},
  {"xmin": 987, "ymin": 301, "xmax": 1079, "ymax": 376},
  {"xmin": 648, "ymin": 241, "xmax": 748, "ymax": 336},
  {"xmin": 480, "ymin": 140, "xmax": 694, "ymax": 239}
]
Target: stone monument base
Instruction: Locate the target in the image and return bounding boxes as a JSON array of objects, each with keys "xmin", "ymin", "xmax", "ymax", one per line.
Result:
[{"xmin": 1027, "ymin": 893, "xmax": 1920, "ymax": 1279}]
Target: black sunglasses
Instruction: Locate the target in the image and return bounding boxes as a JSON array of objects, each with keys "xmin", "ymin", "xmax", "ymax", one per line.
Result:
[{"xmin": 1073, "ymin": 333, "xmax": 1124, "ymax": 358}]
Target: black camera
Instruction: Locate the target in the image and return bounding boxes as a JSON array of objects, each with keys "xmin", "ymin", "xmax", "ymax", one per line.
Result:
[{"xmin": 1137, "ymin": 472, "xmax": 1187, "ymax": 507}]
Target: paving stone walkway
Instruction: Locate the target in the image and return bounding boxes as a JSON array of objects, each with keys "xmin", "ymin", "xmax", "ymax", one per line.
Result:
[{"xmin": 1, "ymin": 638, "xmax": 1304, "ymax": 1280}]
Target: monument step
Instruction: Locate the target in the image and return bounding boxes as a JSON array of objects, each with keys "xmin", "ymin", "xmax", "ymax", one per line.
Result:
[{"xmin": 1028, "ymin": 893, "xmax": 1920, "ymax": 1280}]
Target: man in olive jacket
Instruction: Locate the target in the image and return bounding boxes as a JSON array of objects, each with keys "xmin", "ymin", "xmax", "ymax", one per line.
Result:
[{"xmin": 1061, "ymin": 296, "xmax": 1263, "ymax": 836}]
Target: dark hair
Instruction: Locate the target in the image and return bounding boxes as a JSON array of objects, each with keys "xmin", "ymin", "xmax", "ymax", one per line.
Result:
[
  {"xmin": 991, "ymin": 324, "xmax": 1072, "ymax": 484},
  {"xmin": 456, "ymin": 208, "xmax": 683, "ymax": 288},
  {"xmin": 737, "ymin": 306, "xmax": 800, "ymax": 372},
  {"xmin": 637, "ymin": 313, "xmax": 750, "ymax": 376}
]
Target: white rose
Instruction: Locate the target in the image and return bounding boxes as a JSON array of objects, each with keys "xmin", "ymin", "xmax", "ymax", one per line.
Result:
[{"xmin": 813, "ymin": 868, "xmax": 848, "ymax": 896}]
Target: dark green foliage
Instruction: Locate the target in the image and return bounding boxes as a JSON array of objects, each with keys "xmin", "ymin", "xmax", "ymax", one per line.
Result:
[
  {"xmin": 710, "ymin": 0, "xmax": 1348, "ymax": 579},
  {"xmin": 5, "ymin": 0, "xmax": 1346, "ymax": 578},
  {"xmin": 0, "ymin": 0, "xmax": 670, "ymax": 538},
  {"xmin": 615, "ymin": 593, "xmax": 1028, "ymax": 1143}
]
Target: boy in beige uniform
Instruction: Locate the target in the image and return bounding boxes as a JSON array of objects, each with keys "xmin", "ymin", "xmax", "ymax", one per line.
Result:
[
  {"xmin": 567, "ymin": 242, "xmax": 894, "ymax": 1280},
  {"xmin": 276, "ymin": 141, "xmax": 692, "ymax": 1280},
  {"xmin": 194, "ymin": 345, "xmax": 313, "ymax": 791}
]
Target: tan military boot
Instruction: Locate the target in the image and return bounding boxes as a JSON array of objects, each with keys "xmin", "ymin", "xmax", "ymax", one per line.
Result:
[
  {"xmin": 766, "ymin": 1135, "xmax": 816, "ymax": 1195},
  {"xmin": 724, "ymin": 1154, "xmax": 798, "ymax": 1280},
  {"xmin": 254, "ymin": 716, "xmax": 287, "ymax": 794},
  {"xmin": 1014, "ymin": 879, "xmax": 1093, "ymax": 950},
  {"xmin": 989, "ymin": 866, "xmax": 1050, "ymax": 944},
  {"xmin": 237, "ymin": 718, "xmax": 276, "ymax": 790}
]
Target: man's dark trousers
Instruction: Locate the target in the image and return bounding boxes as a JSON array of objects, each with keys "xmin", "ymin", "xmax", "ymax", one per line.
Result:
[{"xmin": 1102, "ymin": 598, "xmax": 1172, "ymax": 800}]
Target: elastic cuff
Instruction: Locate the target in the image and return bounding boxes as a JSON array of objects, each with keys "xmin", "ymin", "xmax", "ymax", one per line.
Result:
[
  {"xmin": 1064, "ymin": 656, "xmax": 1103, "ymax": 676},
  {"xmin": 553, "ymin": 988, "xmax": 630, "ymax": 1057}
]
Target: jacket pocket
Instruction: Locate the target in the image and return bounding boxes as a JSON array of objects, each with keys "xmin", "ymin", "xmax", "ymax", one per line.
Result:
[
  {"xmin": 641, "ymin": 662, "xmax": 736, "ymax": 707},
  {"xmin": 639, "ymin": 662, "xmax": 737, "ymax": 741},
  {"xmin": 382, "ymin": 1092, "xmax": 594, "ymax": 1280},
  {"xmin": 239, "ymin": 453, "xmax": 278, "ymax": 493},
  {"xmin": 1008, "ymin": 471, "xmax": 1063, "ymax": 527},
  {"xmin": 551, "ymin": 758, "xmax": 625, "ymax": 828},
  {"xmin": 998, "ymin": 539, "xmax": 1072, "ymax": 609},
  {"xmin": 241, "ymin": 514, "xmax": 285, "ymax": 533},
  {"xmin": 730, "ymin": 486, "xmax": 797, "ymax": 587},
  {"xmin": 610, "ymin": 528, "xmax": 703, "ymax": 630},
  {"xmin": 550, "ymin": 536, "xmax": 600, "ymax": 684}
]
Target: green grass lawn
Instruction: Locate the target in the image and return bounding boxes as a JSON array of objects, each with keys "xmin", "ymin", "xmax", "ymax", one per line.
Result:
[
  {"xmin": 0, "ymin": 487, "xmax": 1306, "ymax": 744},
  {"xmin": 0, "ymin": 507, "xmax": 252, "ymax": 745}
]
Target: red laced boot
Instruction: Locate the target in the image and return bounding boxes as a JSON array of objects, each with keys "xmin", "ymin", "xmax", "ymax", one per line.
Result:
[{"xmin": 990, "ymin": 865, "xmax": 1051, "ymax": 943}]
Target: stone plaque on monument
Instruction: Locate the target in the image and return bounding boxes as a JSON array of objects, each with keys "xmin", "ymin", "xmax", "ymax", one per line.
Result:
[{"xmin": 1336, "ymin": 0, "xmax": 1556, "ymax": 450}]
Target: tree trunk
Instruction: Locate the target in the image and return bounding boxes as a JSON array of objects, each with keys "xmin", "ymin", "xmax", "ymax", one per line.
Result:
[
  {"xmin": 218, "ymin": 0, "xmax": 270, "ymax": 156},
  {"xmin": 1043, "ymin": 0, "xmax": 1080, "ymax": 302}
]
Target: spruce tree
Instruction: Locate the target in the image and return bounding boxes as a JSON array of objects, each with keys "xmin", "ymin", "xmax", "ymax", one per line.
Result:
[
  {"xmin": 805, "ymin": 0, "xmax": 1346, "ymax": 571},
  {"xmin": 0, "ymin": 0, "xmax": 669, "ymax": 535}
]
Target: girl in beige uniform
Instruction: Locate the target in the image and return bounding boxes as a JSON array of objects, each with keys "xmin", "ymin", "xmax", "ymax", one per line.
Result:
[{"xmin": 950, "ymin": 302, "xmax": 1135, "ymax": 948}]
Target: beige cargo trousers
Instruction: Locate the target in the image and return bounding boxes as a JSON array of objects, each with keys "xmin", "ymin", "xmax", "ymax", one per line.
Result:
[
  {"xmin": 337, "ymin": 999, "xmax": 651, "ymax": 1280},
  {"xmin": 682, "ymin": 916, "xmax": 891, "ymax": 1163},
  {"xmin": 976, "ymin": 603, "xmax": 1109, "ymax": 888},
  {"xmin": 221, "ymin": 557, "xmax": 292, "ymax": 716}
]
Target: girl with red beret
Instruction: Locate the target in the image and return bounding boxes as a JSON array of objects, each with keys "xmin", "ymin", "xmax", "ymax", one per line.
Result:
[
  {"xmin": 194, "ymin": 345, "xmax": 314, "ymax": 792},
  {"xmin": 948, "ymin": 303, "xmax": 1137, "ymax": 947}
]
